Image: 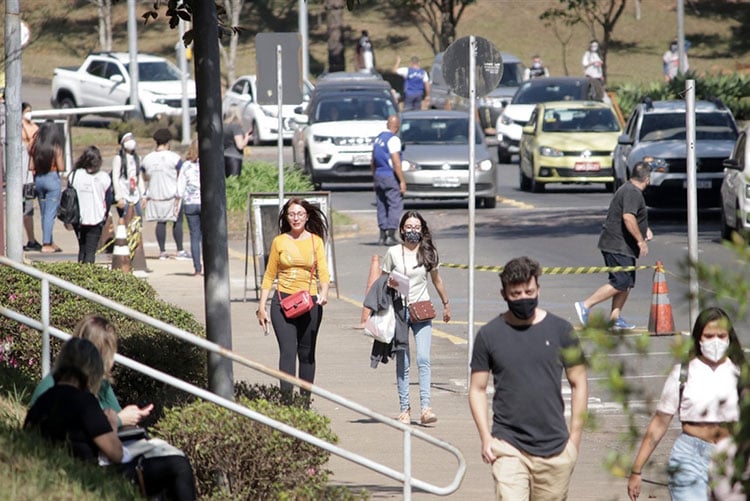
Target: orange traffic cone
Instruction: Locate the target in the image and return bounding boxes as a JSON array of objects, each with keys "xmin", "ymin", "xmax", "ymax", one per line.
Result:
[
  {"xmin": 648, "ymin": 261, "xmax": 674, "ymax": 335},
  {"xmin": 111, "ymin": 222, "xmax": 132, "ymax": 273},
  {"xmin": 357, "ymin": 255, "xmax": 382, "ymax": 329}
]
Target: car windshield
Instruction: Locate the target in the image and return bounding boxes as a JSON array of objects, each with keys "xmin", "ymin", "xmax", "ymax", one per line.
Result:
[
  {"xmin": 542, "ymin": 108, "xmax": 620, "ymax": 133},
  {"xmin": 639, "ymin": 112, "xmax": 738, "ymax": 142},
  {"xmin": 313, "ymin": 95, "xmax": 396, "ymax": 123},
  {"xmin": 513, "ymin": 81, "xmax": 586, "ymax": 105},
  {"xmin": 400, "ymin": 117, "xmax": 481, "ymax": 145},
  {"xmin": 498, "ymin": 62, "xmax": 524, "ymax": 87},
  {"xmin": 125, "ymin": 61, "xmax": 183, "ymax": 82}
]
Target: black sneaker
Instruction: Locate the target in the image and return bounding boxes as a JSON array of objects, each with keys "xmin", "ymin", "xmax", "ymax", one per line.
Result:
[{"xmin": 23, "ymin": 241, "xmax": 42, "ymax": 251}]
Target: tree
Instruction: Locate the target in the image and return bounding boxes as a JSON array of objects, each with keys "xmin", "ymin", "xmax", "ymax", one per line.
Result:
[
  {"xmin": 91, "ymin": 0, "xmax": 113, "ymax": 51},
  {"xmin": 326, "ymin": 0, "xmax": 347, "ymax": 72},
  {"xmin": 385, "ymin": 0, "xmax": 476, "ymax": 54},
  {"xmin": 218, "ymin": 0, "xmax": 245, "ymax": 87},
  {"xmin": 539, "ymin": 8, "xmax": 579, "ymax": 76},
  {"xmin": 541, "ymin": 0, "xmax": 627, "ymax": 82}
]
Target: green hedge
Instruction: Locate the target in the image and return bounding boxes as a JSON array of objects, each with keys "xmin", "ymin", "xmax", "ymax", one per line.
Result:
[
  {"xmin": 225, "ymin": 161, "xmax": 314, "ymax": 212},
  {"xmin": 614, "ymin": 71, "xmax": 750, "ymax": 122},
  {"xmin": 0, "ymin": 262, "xmax": 207, "ymax": 420}
]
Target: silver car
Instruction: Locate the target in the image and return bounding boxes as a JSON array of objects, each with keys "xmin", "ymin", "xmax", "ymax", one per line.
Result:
[{"xmin": 400, "ymin": 110, "xmax": 497, "ymax": 208}]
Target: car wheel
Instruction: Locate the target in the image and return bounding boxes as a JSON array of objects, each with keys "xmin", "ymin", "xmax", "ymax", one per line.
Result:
[
  {"xmin": 479, "ymin": 196, "xmax": 497, "ymax": 209},
  {"xmin": 252, "ymin": 121, "xmax": 261, "ymax": 146},
  {"xmin": 605, "ymin": 182, "xmax": 614, "ymax": 192},
  {"xmin": 519, "ymin": 166, "xmax": 531, "ymax": 192},
  {"xmin": 720, "ymin": 204, "xmax": 733, "ymax": 241},
  {"xmin": 498, "ymin": 147, "xmax": 511, "ymax": 164},
  {"xmin": 303, "ymin": 150, "xmax": 313, "ymax": 176},
  {"xmin": 531, "ymin": 176, "xmax": 545, "ymax": 193},
  {"xmin": 613, "ymin": 176, "xmax": 623, "ymax": 192},
  {"xmin": 59, "ymin": 96, "xmax": 80, "ymax": 125}
]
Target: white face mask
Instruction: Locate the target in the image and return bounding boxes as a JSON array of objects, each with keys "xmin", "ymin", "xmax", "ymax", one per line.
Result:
[
  {"xmin": 123, "ymin": 139, "xmax": 136, "ymax": 151},
  {"xmin": 700, "ymin": 338, "xmax": 730, "ymax": 363},
  {"xmin": 23, "ymin": 112, "xmax": 32, "ymax": 121}
]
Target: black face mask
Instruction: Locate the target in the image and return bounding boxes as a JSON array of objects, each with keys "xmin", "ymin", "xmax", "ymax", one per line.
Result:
[
  {"xmin": 506, "ymin": 297, "xmax": 538, "ymax": 320},
  {"xmin": 403, "ymin": 230, "xmax": 422, "ymax": 243}
]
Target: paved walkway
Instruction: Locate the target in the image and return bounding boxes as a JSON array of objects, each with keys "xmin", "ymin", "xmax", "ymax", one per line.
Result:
[{"xmin": 25, "ymin": 214, "xmax": 674, "ymax": 500}]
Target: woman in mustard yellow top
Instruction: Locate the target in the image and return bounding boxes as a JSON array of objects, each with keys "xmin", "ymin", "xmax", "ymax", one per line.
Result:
[{"xmin": 257, "ymin": 198, "xmax": 330, "ymax": 403}]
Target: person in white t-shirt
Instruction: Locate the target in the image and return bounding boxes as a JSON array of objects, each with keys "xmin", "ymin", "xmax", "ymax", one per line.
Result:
[
  {"xmin": 582, "ymin": 40, "xmax": 604, "ymax": 81},
  {"xmin": 70, "ymin": 146, "xmax": 112, "ymax": 264},
  {"xmin": 141, "ymin": 128, "xmax": 188, "ymax": 260},
  {"xmin": 176, "ymin": 139, "xmax": 202, "ymax": 276},
  {"xmin": 627, "ymin": 307, "xmax": 746, "ymax": 500}
]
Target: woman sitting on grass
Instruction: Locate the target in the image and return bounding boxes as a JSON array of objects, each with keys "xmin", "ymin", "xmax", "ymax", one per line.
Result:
[{"xmin": 25, "ymin": 337, "xmax": 196, "ymax": 500}]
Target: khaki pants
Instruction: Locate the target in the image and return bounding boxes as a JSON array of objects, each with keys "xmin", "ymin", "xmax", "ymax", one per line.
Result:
[{"xmin": 490, "ymin": 438, "xmax": 578, "ymax": 501}]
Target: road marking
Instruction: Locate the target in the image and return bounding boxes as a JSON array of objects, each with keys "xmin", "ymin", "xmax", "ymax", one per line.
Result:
[{"xmin": 497, "ymin": 196, "xmax": 535, "ymax": 209}]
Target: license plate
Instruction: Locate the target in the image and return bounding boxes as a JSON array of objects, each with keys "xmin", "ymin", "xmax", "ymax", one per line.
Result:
[
  {"xmin": 683, "ymin": 179, "xmax": 712, "ymax": 189},
  {"xmin": 574, "ymin": 161, "xmax": 601, "ymax": 172},
  {"xmin": 432, "ymin": 176, "xmax": 461, "ymax": 188},
  {"xmin": 352, "ymin": 154, "xmax": 371, "ymax": 165}
]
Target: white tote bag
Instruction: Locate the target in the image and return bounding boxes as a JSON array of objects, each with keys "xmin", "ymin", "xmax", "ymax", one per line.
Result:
[{"xmin": 363, "ymin": 301, "xmax": 396, "ymax": 343}]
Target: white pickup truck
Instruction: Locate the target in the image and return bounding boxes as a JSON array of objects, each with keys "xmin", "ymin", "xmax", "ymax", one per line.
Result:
[{"xmin": 50, "ymin": 52, "xmax": 196, "ymax": 122}]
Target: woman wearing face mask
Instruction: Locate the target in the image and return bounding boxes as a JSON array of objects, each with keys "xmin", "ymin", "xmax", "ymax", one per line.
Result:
[
  {"xmin": 582, "ymin": 39, "xmax": 604, "ymax": 81},
  {"xmin": 112, "ymin": 131, "xmax": 144, "ymax": 220},
  {"xmin": 381, "ymin": 211, "xmax": 450, "ymax": 425},
  {"xmin": 627, "ymin": 307, "xmax": 746, "ymax": 501}
]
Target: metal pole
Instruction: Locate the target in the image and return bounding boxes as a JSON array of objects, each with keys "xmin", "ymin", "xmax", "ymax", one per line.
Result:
[
  {"xmin": 178, "ymin": 20, "xmax": 191, "ymax": 145},
  {"xmin": 4, "ymin": 0, "xmax": 23, "ymax": 260},
  {"xmin": 127, "ymin": 0, "xmax": 141, "ymax": 119},
  {"xmin": 676, "ymin": 0, "xmax": 687, "ymax": 75},
  {"xmin": 299, "ymin": 0, "xmax": 309, "ymax": 82},
  {"xmin": 467, "ymin": 36, "xmax": 476, "ymax": 386},
  {"xmin": 685, "ymin": 79, "xmax": 698, "ymax": 328},
  {"xmin": 277, "ymin": 44, "xmax": 285, "ymax": 210}
]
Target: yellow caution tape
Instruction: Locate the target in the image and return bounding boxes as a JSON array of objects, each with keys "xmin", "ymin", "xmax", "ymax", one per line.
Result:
[{"xmin": 439, "ymin": 263, "xmax": 654, "ymax": 274}]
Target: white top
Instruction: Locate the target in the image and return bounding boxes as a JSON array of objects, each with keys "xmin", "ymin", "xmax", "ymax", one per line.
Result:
[
  {"xmin": 656, "ymin": 358, "xmax": 740, "ymax": 423},
  {"xmin": 70, "ymin": 169, "xmax": 112, "ymax": 226},
  {"xmin": 141, "ymin": 150, "xmax": 181, "ymax": 201},
  {"xmin": 582, "ymin": 50, "xmax": 603, "ymax": 79},
  {"xmin": 381, "ymin": 244, "xmax": 433, "ymax": 305},
  {"xmin": 112, "ymin": 151, "xmax": 144, "ymax": 204},
  {"xmin": 177, "ymin": 160, "xmax": 201, "ymax": 205}
]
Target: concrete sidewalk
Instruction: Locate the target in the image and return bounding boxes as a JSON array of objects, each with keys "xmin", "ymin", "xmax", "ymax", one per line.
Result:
[{"xmin": 25, "ymin": 216, "xmax": 664, "ymax": 501}]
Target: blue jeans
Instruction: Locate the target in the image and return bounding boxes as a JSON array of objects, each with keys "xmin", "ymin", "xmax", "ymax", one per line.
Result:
[
  {"xmin": 34, "ymin": 171, "xmax": 61, "ymax": 245},
  {"xmin": 396, "ymin": 314, "xmax": 432, "ymax": 412},
  {"xmin": 374, "ymin": 174, "xmax": 403, "ymax": 231},
  {"xmin": 668, "ymin": 433, "xmax": 713, "ymax": 500},
  {"xmin": 183, "ymin": 204, "xmax": 202, "ymax": 273}
]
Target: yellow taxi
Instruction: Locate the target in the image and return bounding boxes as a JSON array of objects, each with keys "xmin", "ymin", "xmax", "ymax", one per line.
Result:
[{"xmin": 518, "ymin": 101, "xmax": 622, "ymax": 192}]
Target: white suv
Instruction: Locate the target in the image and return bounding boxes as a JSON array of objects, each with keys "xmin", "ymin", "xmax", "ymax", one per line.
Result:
[{"xmin": 720, "ymin": 126, "xmax": 750, "ymax": 239}]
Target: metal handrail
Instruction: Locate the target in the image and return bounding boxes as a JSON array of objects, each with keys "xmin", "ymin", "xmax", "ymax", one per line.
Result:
[{"xmin": 0, "ymin": 256, "xmax": 466, "ymax": 498}]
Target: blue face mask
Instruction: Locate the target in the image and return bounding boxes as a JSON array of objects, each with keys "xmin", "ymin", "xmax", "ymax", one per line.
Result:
[{"xmin": 403, "ymin": 230, "xmax": 422, "ymax": 243}]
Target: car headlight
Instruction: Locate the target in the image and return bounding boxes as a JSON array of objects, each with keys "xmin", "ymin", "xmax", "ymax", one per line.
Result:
[
  {"xmin": 476, "ymin": 159, "xmax": 493, "ymax": 171},
  {"xmin": 538, "ymin": 146, "xmax": 563, "ymax": 157},
  {"xmin": 312, "ymin": 135, "xmax": 333, "ymax": 144},
  {"xmin": 646, "ymin": 158, "xmax": 670, "ymax": 172},
  {"xmin": 499, "ymin": 114, "xmax": 513, "ymax": 126},
  {"xmin": 402, "ymin": 160, "xmax": 416, "ymax": 171}
]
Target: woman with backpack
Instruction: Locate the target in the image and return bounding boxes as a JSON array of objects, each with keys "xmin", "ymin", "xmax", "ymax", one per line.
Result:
[
  {"xmin": 69, "ymin": 146, "xmax": 112, "ymax": 263},
  {"xmin": 29, "ymin": 121, "xmax": 65, "ymax": 253},
  {"xmin": 627, "ymin": 307, "xmax": 746, "ymax": 500}
]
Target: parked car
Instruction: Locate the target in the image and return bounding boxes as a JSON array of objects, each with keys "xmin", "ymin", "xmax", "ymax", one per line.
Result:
[
  {"xmin": 51, "ymin": 52, "xmax": 196, "ymax": 123},
  {"xmin": 518, "ymin": 101, "xmax": 622, "ymax": 192},
  {"xmin": 291, "ymin": 82, "xmax": 399, "ymax": 187},
  {"xmin": 613, "ymin": 98, "xmax": 738, "ymax": 208},
  {"xmin": 430, "ymin": 51, "xmax": 525, "ymax": 140},
  {"xmin": 495, "ymin": 77, "xmax": 606, "ymax": 163},
  {"xmin": 719, "ymin": 126, "xmax": 750, "ymax": 239},
  {"xmin": 221, "ymin": 74, "xmax": 313, "ymax": 145},
  {"xmin": 400, "ymin": 109, "xmax": 496, "ymax": 208}
]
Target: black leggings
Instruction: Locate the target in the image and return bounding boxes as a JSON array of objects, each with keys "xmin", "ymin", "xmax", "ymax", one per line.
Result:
[
  {"xmin": 74, "ymin": 223, "xmax": 103, "ymax": 264},
  {"xmin": 269, "ymin": 292, "xmax": 323, "ymax": 398},
  {"xmin": 119, "ymin": 455, "xmax": 196, "ymax": 500},
  {"xmin": 155, "ymin": 206, "xmax": 184, "ymax": 253}
]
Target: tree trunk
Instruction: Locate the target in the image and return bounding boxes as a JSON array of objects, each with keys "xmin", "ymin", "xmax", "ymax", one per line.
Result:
[
  {"xmin": 221, "ymin": 0, "xmax": 244, "ymax": 87},
  {"xmin": 325, "ymin": 0, "xmax": 346, "ymax": 72},
  {"xmin": 439, "ymin": 0, "xmax": 455, "ymax": 52}
]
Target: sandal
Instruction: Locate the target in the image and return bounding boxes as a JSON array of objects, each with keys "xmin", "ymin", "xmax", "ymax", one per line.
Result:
[
  {"xmin": 41, "ymin": 244, "xmax": 62, "ymax": 253},
  {"xmin": 397, "ymin": 408, "xmax": 411, "ymax": 425}
]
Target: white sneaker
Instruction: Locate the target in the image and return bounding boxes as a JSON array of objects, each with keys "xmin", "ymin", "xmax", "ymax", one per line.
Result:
[
  {"xmin": 159, "ymin": 252, "xmax": 169, "ymax": 260},
  {"xmin": 176, "ymin": 250, "xmax": 192, "ymax": 260}
]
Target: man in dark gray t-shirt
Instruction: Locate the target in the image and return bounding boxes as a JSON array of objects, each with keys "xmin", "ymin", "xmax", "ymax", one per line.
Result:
[
  {"xmin": 469, "ymin": 256, "xmax": 588, "ymax": 500},
  {"xmin": 575, "ymin": 162, "xmax": 652, "ymax": 331}
]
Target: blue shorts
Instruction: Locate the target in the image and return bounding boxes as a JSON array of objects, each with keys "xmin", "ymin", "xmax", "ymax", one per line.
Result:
[{"xmin": 602, "ymin": 251, "xmax": 635, "ymax": 291}]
